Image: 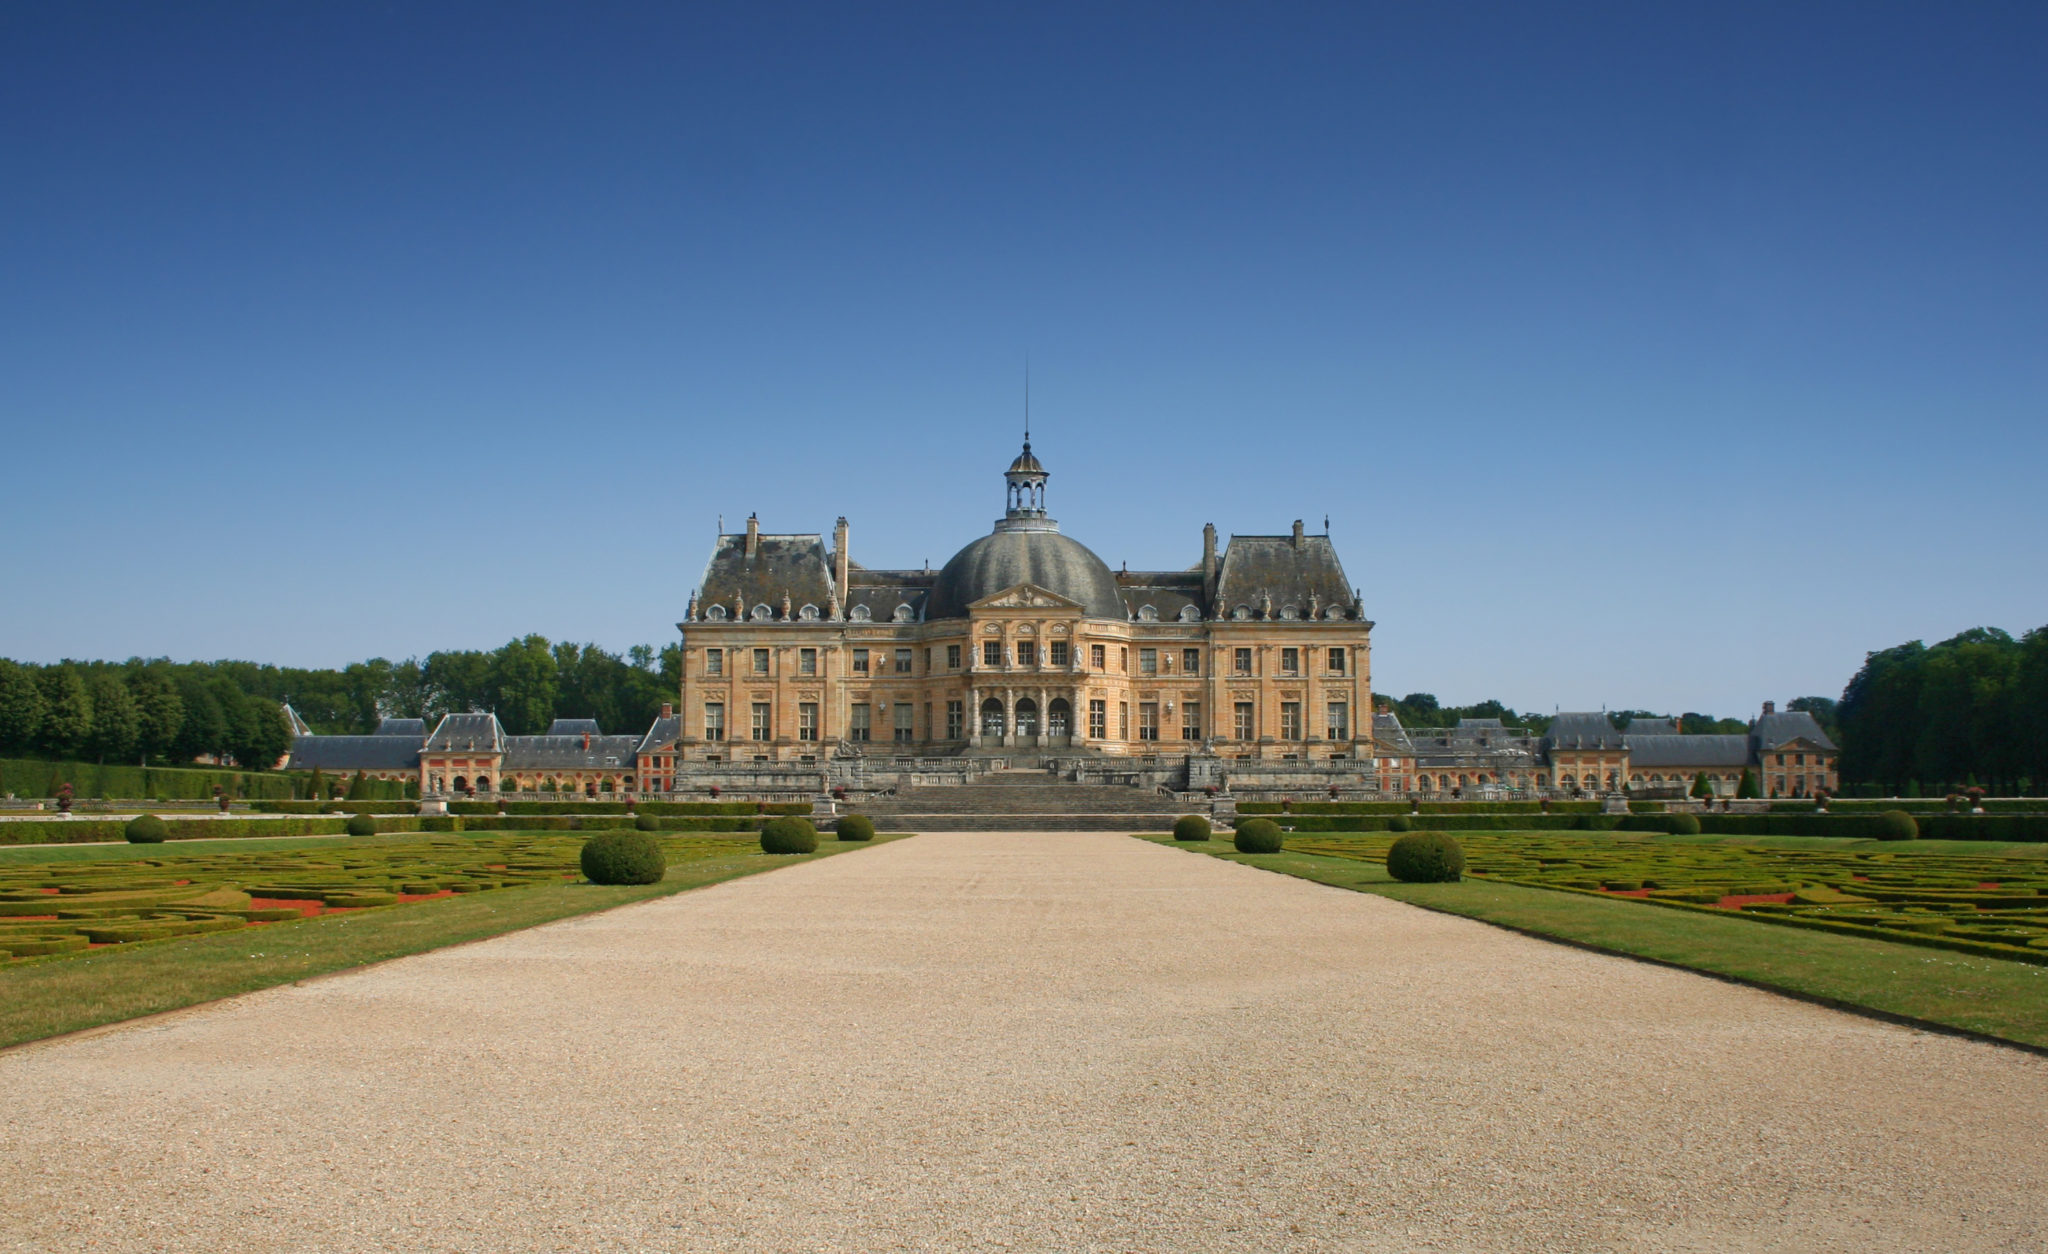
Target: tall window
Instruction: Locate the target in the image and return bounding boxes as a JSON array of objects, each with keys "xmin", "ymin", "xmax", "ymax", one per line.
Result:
[
  {"xmin": 798, "ymin": 703, "xmax": 818, "ymax": 741},
  {"xmin": 752, "ymin": 648, "xmax": 770, "ymax": 675},
  {"xmin": 947, "ymin": 644, "xmax": 961, "ymax": 669},
  {"xmin": 1017, "ymin": 641, "xmax": 1037, "ymax": 666},
  {"xmin": 750, "ymin": 702, "xmax": 772, "ymax": 741},
  {"xmin": 1088, "ymin": 699, "xmax": 1106, "ymax": 739},
  {"xmin": 1138, "ymin": 702, "xmax": 1159, "ymax": 740},
  {"xmin": 1234, "ymin": 701, "xmax": 1255, "ymax": 740},
  {"xmin": 1050, "ymin": 641, "xmax": 1069, "ymax": 667},
  {"xmin": 1120, "ymin": 648, "xmax": 1128, "ymax": 672},
  {"xmin": 1326, "ymin": 702, "xmax": 1349, "ymax": 741},
  {"xmin": 849, "ymin": 704, "xmax": 871, "ymax": 742},
  {"xmin": 1091, "ymin": 644, "xmax": 1106, "ymax": 669},
  {"xmin": 1326, "ymin": 647, "xmax": 1346, "ymax": 674},
  {"xmin": 799, "ymin": 648, "xmax": 817, "ymax": 676},
  {"xmin": 703, "ymin": 703, "xmax": 725, "ymax": 742},
  {"xmin": 1182, "ymin": 648, "xmax": 1200, "ymax": 675},
  {"xmin": 1234, "ymin": 648, "xmax": 1253, "ymax": 675},
  {"xmin": 1280, "ymin": 647, "xmax": 1300, "ymax": 675},
  {"xmin": 894, "ymin": 648, "xmax": 913, "ymax": 674},
  {"xmin": 704, "ymin": 649, "xmax": 724, "ymax": 676},
  {"xmin": 925, "ymin": 648, "xmax": 933, "ymax": 673},
  {"xmin": 1138, "ymin": 648, "xmax": 1157, "ymax": 675},
  {"xmin": 984, "ymin": 640, "xmax": 1003, "ymax": 666},
  {"xmin": 1118, "ymin": 702, "xmax": 1129, "ymax": 740},
  {"xmin": 1182, "ymin": 702, "xmax": 1202, "ymax": 740},
  {"xmin": 946, "ymin": 700, "xmax": 964, "ymax": 740},
  {"xmin": 1280, "ymin": 702, "xmax": 1302, "ymax": 740},
  {"xmin": 893, "ymin": 704, "xmax": 915, "ymax": 743}
]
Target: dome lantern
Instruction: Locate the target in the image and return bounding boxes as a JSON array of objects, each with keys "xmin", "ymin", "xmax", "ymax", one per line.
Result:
[{"xmin": 1003, "ymin": 438, "xmax": 1049, "ymax": 525}]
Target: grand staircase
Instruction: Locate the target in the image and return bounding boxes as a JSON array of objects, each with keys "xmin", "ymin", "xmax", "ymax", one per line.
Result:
[{"xmin": 846, "ymin": 771, "xmax": 1188, "ymax": 831}]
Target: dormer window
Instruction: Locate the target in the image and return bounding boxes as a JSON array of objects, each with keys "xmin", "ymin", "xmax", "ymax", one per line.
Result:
[{"xmin": 849, "ymin": 605, "xmax": 872, "ymax": 622}]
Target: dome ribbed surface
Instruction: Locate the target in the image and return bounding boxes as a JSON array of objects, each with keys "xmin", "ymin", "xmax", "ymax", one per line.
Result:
[{"xmin": 929, "ymin": 529, "xmax": 1123, "ymax": 620}]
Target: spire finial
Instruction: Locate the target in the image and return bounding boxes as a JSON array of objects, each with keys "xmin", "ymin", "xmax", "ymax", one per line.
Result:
[{"xmin": 1024, "ymin": 357, "xmax": 1030, "ymax": 448}]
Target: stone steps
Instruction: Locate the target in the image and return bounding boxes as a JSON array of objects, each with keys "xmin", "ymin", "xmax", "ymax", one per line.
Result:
[
  {"xmin": 846, "ymin": 772, "xmax": 1189, "ymax": 824},
  {"xmin": 859, "ymin": 814, "xmax": 1180, "ymax": 832}
]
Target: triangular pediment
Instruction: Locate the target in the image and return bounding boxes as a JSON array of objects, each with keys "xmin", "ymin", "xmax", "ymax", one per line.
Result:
[{"xmin": 968, "ymin": 583, "xmax": 1086, "ymax": 612}]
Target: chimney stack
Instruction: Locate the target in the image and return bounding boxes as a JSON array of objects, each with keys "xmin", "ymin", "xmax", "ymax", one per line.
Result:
[
  {"xmin": 661, "ymin": 702, "xmax": 673, "ymax": 719},
  {"xmin": 1762, "ymin": 700, "xmax": 1776, "ymax": 716},
  {"xmin": 582, "ymin": 732, "xmax": 591, "ymax": 750},
  {"xmin": 1201, "ymin": 523, "xmax": 1218, "ymax": 610},
  {"xmin": 1292, "ymin": 519, "xmax": 1305, "ymax": 548},
  {"xmin": 745, "ymin": 512, "xmax": 760, "ymax": 559},
  {"xmin": 833, "ymin": 516, "xmax": 850, "ymax": 602}
]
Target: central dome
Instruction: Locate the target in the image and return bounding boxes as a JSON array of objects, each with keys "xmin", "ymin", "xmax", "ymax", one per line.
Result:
[{"xmin": 929, "ymin": 528, "xmax": 1124, "ymax": 621}]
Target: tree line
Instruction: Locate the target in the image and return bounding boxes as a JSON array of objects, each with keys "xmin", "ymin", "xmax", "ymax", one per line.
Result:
[
  {"xmin": 1839, "ymin": 625, "xmax": 2048, "ymax": 795},
  {"xmin": 0, "ymin": 636, "xmax": 681, "ymax": 769}
]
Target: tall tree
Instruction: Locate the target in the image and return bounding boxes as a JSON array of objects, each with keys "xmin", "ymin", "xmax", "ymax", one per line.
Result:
[
  {"xmin": 171, "ymin": 673, "xmax": 229, "ymax": 763},
  {"xmin": 85, "ymin": 673, "xmax": 140, "ymax": 763},
  {"xmin": 224, "ymin": 688, "xmax": 290, "ymax": 771},
  {"xmin": 490, "ymin": 635, "xmax": 559, "ymax": 735},
  {"xmin": 126, "ymin": 667, "xmax": 185, "ymax": 764},
  {"xmin": 35, "ymin": 666, "xmax": 93, "ymax": 759},
  {"xmin": 0, "ymin": 659, "xmax": 44, "ymax": 755}
]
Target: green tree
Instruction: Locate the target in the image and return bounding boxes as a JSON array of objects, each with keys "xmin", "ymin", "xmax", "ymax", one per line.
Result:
[
  {"xmin": 126, "ymin": 667, "xmax": 185, "ymax": 764},
  {"xmin": 1840, "ymin": 640, "xmax": 1929, "ymax": 791},
  {"xmin": 423, "ymin": 649, "xmax": 493, "ymax": 719},
  {"xmin": 1736, "ymin": 768, "xmax": 1761, "ymax": 799},
  {"xmin": 0, "ymin": 660, "xmax": 45, "ymax": 754},
  {"xmin": 85, "ymin": 672, "xmax": 140, "ymax": 763},
  {"xmin": 490, "ymin": 635, "xmax": 559, "ymax": 735},
  {"xmin": 225, "ymin": 691, "xmax": 290, "ymax": 771},
  {"xmin": 171, "ymin": 674, "xmax": 229, "ymax": 764},
  {"xmin": 1690, "ymin": 771, "xmax": 1713, "ymax": 798},
  {"xmin": 35, "ymin": 666, "xmax": 93, "ymax": 759}
]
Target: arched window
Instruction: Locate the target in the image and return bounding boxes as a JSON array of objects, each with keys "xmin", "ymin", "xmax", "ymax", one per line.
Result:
[
  {"xmin": 980, "ymin": 697, "xmax": 1006, "ymax": 737},
  {"xmin": 1325, "ymin": 606, "xmax": 1345, "ymax": 620},
  {"xmin": 1137, "ymin": 605, "xmax": 1158, "ymax": 622},
  {"xmin": 1178, "ymin": 605, "xmax": 1200, "ymax": 622},
  {"xmin": 705, "ymin": 604, "xmax": 728, "ymax": 621},
  {"xmin": 1233, "ymin": 605, "xmax": 1252, "ymax": 620},
  {"xmin": 892, "ymin": 603, "xmax": 915, "ymax": 623},
  {"xmin": 750, "ymin": 603, "xmax": 773, "ymax": 621},
  {"xmin": 799, "ymin": 604, "xmax": 820, "ymax": 621},
  {"xmin": 849, "ymin": 605, "xmax": 872, "ymax": 622},
  {"xmin": 1280, "ymin": 605, "xmax": 1299, "ymax": 621}
]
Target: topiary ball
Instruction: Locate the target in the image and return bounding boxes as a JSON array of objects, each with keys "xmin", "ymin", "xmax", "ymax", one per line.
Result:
[
  {"xmin": 1874, "ymin": 809, "xmax": 1919, "ymax": 841},
  {"xmin": 344, "ymin": 814, "xmax": 376, "ymax": 838},
  {"xmin": 760, "ymin": 816, "xmax": 820, "ymax": 854},
  {"xmin": 1388, "ymin": 814, "xmax": 1413, "ymax": 833},
  {"xmin": 1173, "ymin": 814, "xmax": 1212, "ymax": 841},
  {"xmin": 1386, "ymin": 831, "xmax": 1465, "ymax": 882},
  {"xmin": 836, "ymin": 814, "xmax": 876, "ymax": 842},
  {"xmin": 124, "ymin": 814, "xmax": 167, "ymax": 844},
  {"xmin": 1233, "ymin": 817, "xmax": 1283, "ymax": 854},
  {"xmin": 1666, "ymin": 813, "xmax": 1701, "ymax": 836},
  {"xmin": 580, "ymin": 830, "xmax": 667, "ymax": 884},
  {"xmin": 634, "ymin": 813, "xmax": 658, "ymax": 832}
]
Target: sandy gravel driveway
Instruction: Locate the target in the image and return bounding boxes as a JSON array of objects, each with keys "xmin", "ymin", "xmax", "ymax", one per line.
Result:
[{"xmin": 3, "ymin": 832, "xmax": 2044, "ymax": 1252}]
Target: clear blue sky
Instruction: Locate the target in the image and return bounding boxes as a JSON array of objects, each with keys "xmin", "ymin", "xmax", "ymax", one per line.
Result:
[{"xmin": 3, "ymin": 2, "xmax": 2043, "ymax": 717}]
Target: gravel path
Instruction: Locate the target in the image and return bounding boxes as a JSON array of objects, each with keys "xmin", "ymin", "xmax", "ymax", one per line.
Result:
[{"xmin": 4, "ymin": 833, "xmax": 2044, "ymax": 1253}]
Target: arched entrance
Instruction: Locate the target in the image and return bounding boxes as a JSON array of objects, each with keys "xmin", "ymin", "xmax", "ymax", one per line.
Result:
[
  {"xmin": 1047, "ymin": 697, "xmax": 1071, "ymax": 739},
  {"xmin": 1014, "ymin": 698, "xmax": 1038, "ymax": 737},
  {"xmin": 981, "ymin": 698, "xmax": 1006, "ymax": 738}
]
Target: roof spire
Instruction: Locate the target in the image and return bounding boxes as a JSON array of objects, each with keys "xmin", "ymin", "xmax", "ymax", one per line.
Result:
[{"xmin": 1024, "ymin": 357, "xmax": 1030, "ymax": 448}]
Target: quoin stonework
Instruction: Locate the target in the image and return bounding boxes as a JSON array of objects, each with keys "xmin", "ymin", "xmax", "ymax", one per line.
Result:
[{"xmin": 287, "ymin": 441, "xmax": 1838, "ymax": 799}]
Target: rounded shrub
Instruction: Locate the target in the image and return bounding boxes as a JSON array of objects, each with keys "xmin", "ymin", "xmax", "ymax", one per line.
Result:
[
  {"xmin": 1173, "ymin": 814, "xmax": 1212, "ymax": 842},
  {"xmin": 836, "ymin": 814, "xmax": 876, "ymax": 842},
  {"xmin": 1233, "ymin": 817, "xmax": 1283, "ymax": 854},
  {"xmin": 634, "ymin": 813, "xmax": 659, "ymax": 832},
  {"xmin": 1874, "ymin": 809, "xmax": 1919, "ymax": 841},
  {"xmin": 124, "ymin": 814, "xmax": 167, "ymax": 844},
  {"xmin": 344, "ymin": 814, "xmax": 377, "ymax": 838},
  {"xmin": 580, "ymin": 830, "xmax": 667, "ymax": 884},
  {"xmin": 1666, "ymin": 813, "xmax": 1701, "ymax": 836},
  {"xmin": 1388, "ymin": 814, "xmax": 1413, "ymax": 833},
  {"xmin": 1386, "ymin": 831, "xmax": 1465, "ymax": 882},
  {"xmin": 760, "ymin": 816, "xmax": 819, "ymax": 854}
]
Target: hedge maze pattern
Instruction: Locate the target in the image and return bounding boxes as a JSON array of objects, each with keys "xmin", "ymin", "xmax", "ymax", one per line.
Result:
[
  {"xmin": 0, "ymin": 834, "xmax": 751, "ymax": 961},
  {"xmin": 1286, "ymin": 834, "xmax": 2048, "ymax": 965}
]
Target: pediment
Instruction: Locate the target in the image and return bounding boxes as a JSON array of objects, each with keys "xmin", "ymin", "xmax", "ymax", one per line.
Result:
[{"xmin": 968, "ymin": 583, "xmax": 1086, "ymax": 612}]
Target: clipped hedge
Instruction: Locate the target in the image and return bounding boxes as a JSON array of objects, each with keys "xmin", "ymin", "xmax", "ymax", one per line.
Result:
[
  {"xmin": 1233, "ymin": 818, "xmax": 1283, "ymax": 854},
  {"xmin": 1874, "ymin": 810, "xmax": 1919, "ymax": 841},
  {"xmin": 760, "ymin": 816, "xmax": 819, "ymax": 854},
  {"xmin": 1238, "ymin": 800, "xmax": 1603, "ymax": 816},
  {"xmin": 836, "ymin": 814, "xmax": 876, "ymax": 842},
  {"xmin": 1386, "ymin": 831, "xmax": 1465, "ymax": 882},
  {"xmin": 124, "ymin": 814, "xmax": 168, "ymax": 844},
  {"xmin": 0, "ymin": 757, "xmax": 295, "ymax": 801},
  {"xmin": 0, "ymin": 816, "xmax": 358, "ymax": 846},
  {"xmin": 580, "ymin": 830, "xmax": 668, "ymax": 885},
  {"xmin": 345, "ymin": 814, "xmax": 377, "ymax": 837},
  {"xmin": 1172, "ymin": 814, "xmax": 1211, "ymax": 842}
]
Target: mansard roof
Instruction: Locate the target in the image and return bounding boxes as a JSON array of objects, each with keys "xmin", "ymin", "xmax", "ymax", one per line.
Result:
[
  {"xmin": 285, "ymin": 735, "xmax": 422, "ymax": 772},
  {"xmin": 1213, "ymin": 533, "xmax": 1356, "ymax": 620},
  {"xmin": 1372, "ymin": 711, "xmax": 1416, "ymax": 753},
  {"xmin": 425, "ymin": 713, "xmax": 505, "ymax": 753},
  {"xmin": 374, "ymin": 717, "xmax": 426, "ymax": 738},
  {"xmin": 1754, "ymin": 710, "xmax": 1838, "ymax": 752},
  {"xmin": 500, "ymin": 735, "xmax": 642, "ymax": 770},
  {"xmin": 1118, "ymin": 571, "xmax": 1204, "ymax": 623},
  {"xmin": 1545, "ymin": 712, "xmax": 1625, "ymax": 751},
  {"xmin": 1624, "ymin": 718, "xmax": 1680, "ymax": 736},
  {"xmin": 544, "ymin": 718, "xmax": 603, "ymax": 737},
  {"xmin": 697, "ymin": 531, "xmax": 834, "ymax": 620},
  {"xmin": 636, "ymin": 715, "xmax": 682, "ymax": 755},
  {"xmin": 1623, "ymin": 734, "xmax": 1752, "ymax": 768}
]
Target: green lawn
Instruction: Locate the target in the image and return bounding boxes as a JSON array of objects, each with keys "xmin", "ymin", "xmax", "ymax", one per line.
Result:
[
  {"xmin": 1147, "ymin": 835, "xmax": 2048, "ymax": 1051},
  {"xmin": 0, "ymin": 833, "xmax": 895, "ymax": 1050}
]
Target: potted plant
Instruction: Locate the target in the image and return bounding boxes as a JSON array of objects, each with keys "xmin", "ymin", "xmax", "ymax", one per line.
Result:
[
  {"xmin": 55, "ymin": 783, "xmax": 73, "ymax": 814},
  {"xmin": 708, "ymin": 784, "xmax": 721, "ymax": 799},
  {"xmin": 1327, "ymin": 785, "xmax": 1340, "ymax": 800},
  {"xmin": 1280, "ymin": 798, "xmax": 1292, "ymax": 814},
  {"xmin": 1967, "ymin": 786, "xmax": 1987, "ymax": 814},
  {"xmin": 1540, "ymin": 797, "xmax": 1551, "ymax": 813},
  {"xmin": 832, "ymin": 785, "xmax": 847, "ymax": 801},
  {"xmin": 1203, "ymin": 784, "xmax": 1217, "ymax": 798},
  {"xmin": 1813, "ymin": 788, "xmax": 1830, "ymax": 813}
]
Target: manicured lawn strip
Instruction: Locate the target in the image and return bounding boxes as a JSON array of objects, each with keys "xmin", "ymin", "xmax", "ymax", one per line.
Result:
[
  {"xmin": 0, "ymin": 836, "xmax": 893, "ymax": 1050},
  {"xmin": 1145, "ymin": 836, "xmax": 2048, "ymax": 1052}
]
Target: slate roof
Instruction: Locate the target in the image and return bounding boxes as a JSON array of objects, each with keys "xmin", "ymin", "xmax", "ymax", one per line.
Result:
[
  {"xmin": 697, "ymin": 532, "xmax": 835, "ymax": 621},
  {"xmin": 424, "ymin": 713, "xmax": 505, "ymax": 753},
  {"xmin": 282, "ymin": 704, "xmax": 312, "ymax": 737},
  {"xmin": 544, "ymin": 718, "xmax": 604, "ymax": 737},
  {"xmin": 636, "ymin": 716, "xmax": 682, "ymax": 755},
  {"xmin": 1623, "ymin": 734, "xmax": 1752, "ymax": 768},
  {"xmin": 1545, "ymin": 712, "xmax": 1626, "ymax": 751},
  {"xmin": 501, "ymin": 735, "xmax": 643, "ymax": 771},
  {"xmin": 843, "ymin": 580, "xmax": 931, "ymax": 623},
  {"xmin": 374, "ymin": 717, "xmax": 426, "ymax": 738},
  {"xmin": 1118, "ymin": 575, "xmax": 1204, "ymax": 623},
  {"xmin": 1624, "ymin": 718, "xmax": 1680, "ymax": 736},
  {"xmin": 1372, "ymin": 711, "xmax": 1416, "ymax": 754},
  {"xmin": 929, "ymin": 528, "xmax": 1124, "ymax": 621},
  {"xmin": 1213, "ymin": 533, "xmax": 1358, "ymax": 621},
  {"xmin": 1754, "ymin": 711, "xmax": 1838, "ymax": 752},
  {"xmin": 286, "ymin": 735, "xmax": 422, "ymax": 772}
]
